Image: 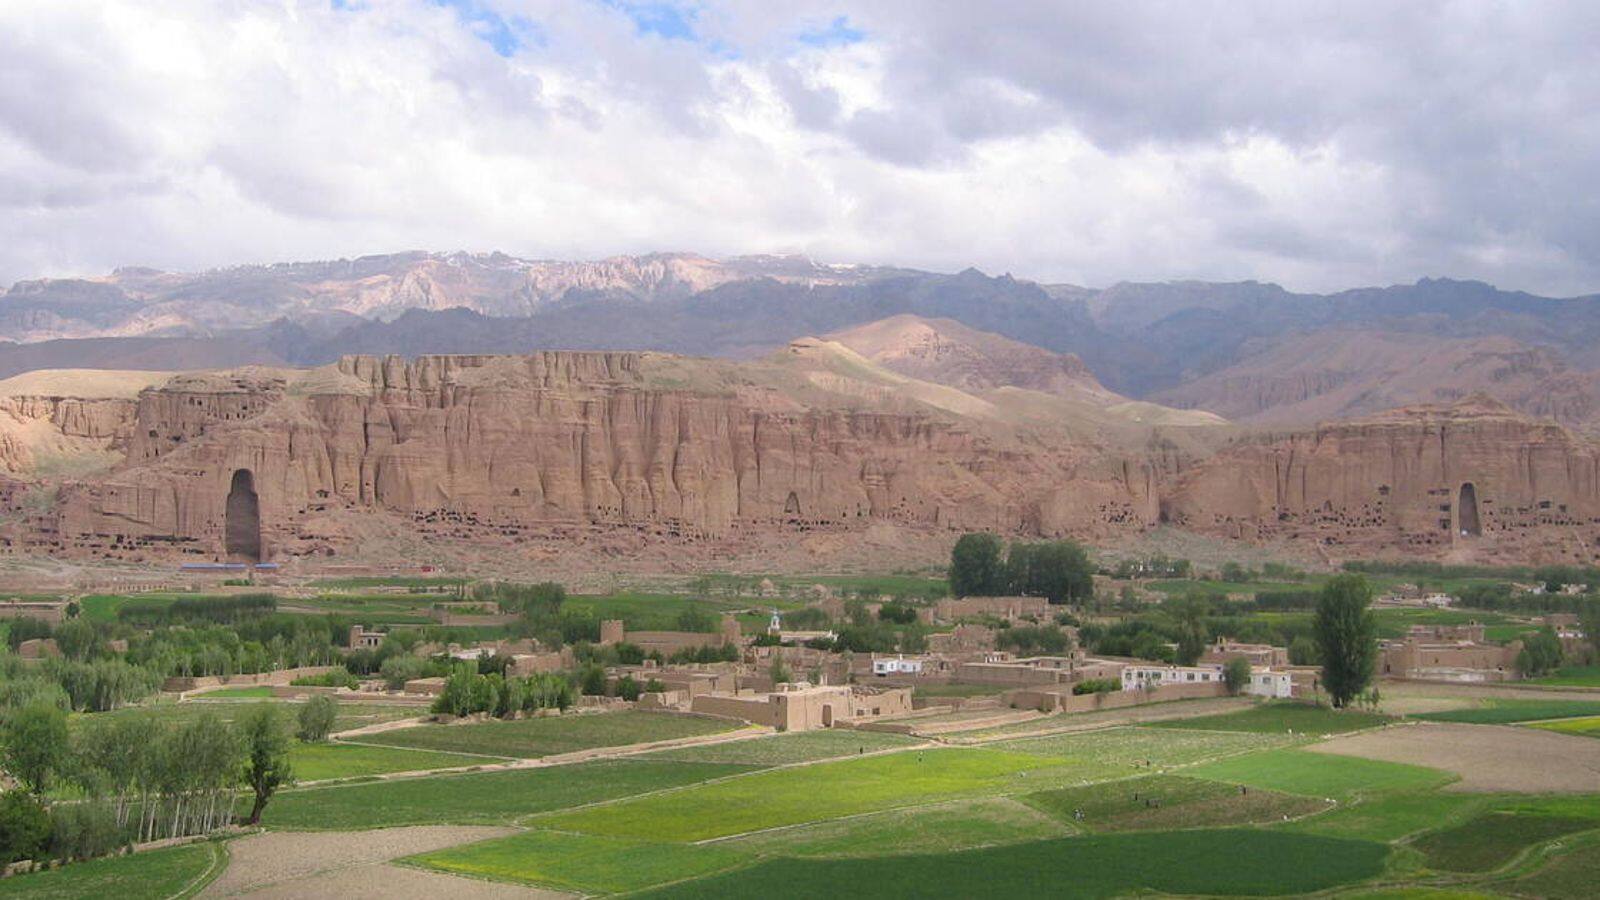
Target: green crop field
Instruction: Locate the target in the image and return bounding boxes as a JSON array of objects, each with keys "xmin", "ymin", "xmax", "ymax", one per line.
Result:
[
  {"xmin": 82, "ymin": 699, "xmax": 423, "ymax": 737},
  {"xmin": 1149, "ymin": 702, "xmax": 1390, "ymax": 735},
  {"xmin": 640, "ymin": 729, "xmax": 920, "ymax": 766},
  {"xmin": 288, "ymin": 741, "xmax": 483, "ymax": 780},
  {"xmin": 408, "ymin": 829, "xmax": 750, "ymax": 894},
  {"xmin": 1528, "ymin": 715, "xmax": 1600, "ymax": 738},
  {"xmin": 1530, "ymin": 666, "xmax": 1600, "ymax": 687},
  {"xmin": 540, "ymin": 748, "xmax": 1074, "ymax": 842},
  {"xmin": 722, "ymin": 797, "xmax": 1069, "ymax": 859},
  {"xmin": 1284, "ymin": 792, "xmax": 1486, "ymax": 843},
  {"xmin": 1412, "ymin": 812, "xmax": 1597, "ymax": 872},
  {"xmin": 989, "ymin": 724, "xmax": 1289, "ymax": 769},
  {"xmin": 1413, "ymin": 699, "xmax": 1600, "ymax": 724},
  {"xmin": 1187, "ymin": 748, "xmax": 1452, "ymax": 798},
  {"xmin": 637, "ymin": 830, "xmax": 1388, "ymax": 899},
  {"xmin": 197, "ymin": 686, "xmax": 276, "ymax": 698},
  {"xmin": 261, "ymin": 759, "xmax": 749, "ymax": 829},
  {"xmin": 343, "ymin": 710, "xmax": 737, "ymax": 758},
  {"xmin": 1022, "ymin": 774, "xmax": 1329, "ymax": 831},
  {"xmin": 0, "ymin": 842, "xmax": 220, "ymax": 899},
  {"xmin": 562, "ymin": 591, "xmax": 750, "ymax": 630},
  {"xmin": 1501, "ymin": 840, "xmax": 1600, "ymax": 899}
]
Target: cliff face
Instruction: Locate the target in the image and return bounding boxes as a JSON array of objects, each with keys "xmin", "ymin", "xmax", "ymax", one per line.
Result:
[
  {"xmin": 27, "ymin": 357, "xmax": 1600, "ymax": 567},
  {"xmin": 49, "ymin": 353, "xmax": 1160, "ymax": 561},
  {"xmin": 0, "ymin": 396, "xmax": 137, "ymax": 474},
  {"xmin": 1164, "ymin": 396, "xmax": 1600, "ymax": 557}
]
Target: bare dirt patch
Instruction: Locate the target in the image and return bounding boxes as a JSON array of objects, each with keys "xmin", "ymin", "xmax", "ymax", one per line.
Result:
[
  {"xmin": 217, "ymin": 861, "xmax": 567, "ymax": 899},
  {"xmin": 202, "ymin": 825, "xmax": 558, "ymax": 898},
  {"xmin": 1307, "ymin": 722, "xmax": 1600, "ymax": 793}
]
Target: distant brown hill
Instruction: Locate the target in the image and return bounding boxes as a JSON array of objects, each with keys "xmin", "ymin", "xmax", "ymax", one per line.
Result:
[
  {"xmin": 1151, "ymin": 330, "xmax": 1600, "ymax": 430},
  {"xmin": 824, "ymin": 314, "xmax": 1119, "ymax": 402}
]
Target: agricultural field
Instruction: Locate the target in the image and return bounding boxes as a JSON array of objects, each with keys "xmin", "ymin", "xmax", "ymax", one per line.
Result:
[
  {"xmin": 288, "ymin": 741, "xmax": 484, "ymax": 781},
  {"xmin": 1186, "ymin": 748, "xmax": 1453, "ymax": 798},
  {"xmin": 261, "ymin": 758, "xmax": 749, "ymax": 829},
  {"xmin": 57, "ymin": 692, "xmax": 1595, "ymax": 898},
  {"xmin": 718, "ymin": 797, "xmax": 1070, "ymax": 858},
  {"xmin": 1411, "ymin": 699, "xmax": 1600, "ymax": 725},
  {"xmin": 1021, "ymin": 774, "xmax": 1330, "ymax": 831},
  {"xmin": 84, "ymin": 697, "xmax": 424, "ymax": 736},
  {"xmin": 1148, "ymin": 701, "xmax": 1390, "ymax": 735},
  {"xmin": 1498, "ymin": 839, "xmax": 1600, "ymax": 898},
  {"xmin": 538, "ymin": 747, "xmax": 1079, "ymax": 841},
  {"xmin": 1529, "ymin": 665, "xmax": 1600, "ymax": 687},
  {"xmin": 640, "ymin": 831, "xmax": 1389, "ymax": 900},
  {"xmin": 0, "ymin": 842, "xmax": 221, "ymax": 899},
  {"xmin": 988, "ymin": 724, "xmax": 1291, "ymax": 769},
  {"xmin": 1412, "ymin": 811, "xmax": 1598, "ymax": 872},
  {"xmin": 1529, "ymin": 715, "xmax": 1600, "ymax": 738},
  {"xmin": 408, "ymin": 829, "xmax": 750, "ymax": 894},
  {"xmin": 639, "ymin": 728, "xmax": 921, "ymax": 766},
  {"xmin": 343, "ymin": 710, "xmax": 738, "ymax": 758}
]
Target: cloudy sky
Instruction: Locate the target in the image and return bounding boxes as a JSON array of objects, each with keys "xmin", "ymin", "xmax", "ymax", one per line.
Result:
[{"xmin": 3, "ymin": 0, "xmax": 1597, "ymax": 294}]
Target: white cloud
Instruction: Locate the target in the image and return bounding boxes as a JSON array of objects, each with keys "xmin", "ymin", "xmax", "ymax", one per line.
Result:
[{"xmin": 1, "ymin": 0, "xmax": 1597, "ymax": 295}]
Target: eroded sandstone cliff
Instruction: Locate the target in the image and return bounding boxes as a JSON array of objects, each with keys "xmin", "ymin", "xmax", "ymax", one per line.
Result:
[
  {"xmin": 10, "ymin": 353, "xmax": 1600, "ymax": 567},
  {"xmin": 1164, "ymin": 396, "xmax": 1600, "ymax": 559},
  {"xmin": 41, "ymin": 352, "xmax": 1161, "ymax": 562}
]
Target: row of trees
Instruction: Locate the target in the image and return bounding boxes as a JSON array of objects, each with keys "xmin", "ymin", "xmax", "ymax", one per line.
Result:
[
  {"xmin": 431, "ymin": 664, "xmax": 576, "ymax": 717},
  {"xmin": 949, "ymin": 533, "xmax": 1094, "ymax": 604},
  {"xmin": 0, "ymin": 703, "xmax": 293, "ymax": 864}
]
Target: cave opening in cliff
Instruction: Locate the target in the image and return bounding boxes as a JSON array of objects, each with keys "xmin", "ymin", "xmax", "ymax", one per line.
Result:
[
  {"xmin": 226, "ymin": 468, "xmax": 262, "ymax": 562},
  {"xmin": 1458, "ymin": 482, "xmax": 1482, "ymax": 537}
]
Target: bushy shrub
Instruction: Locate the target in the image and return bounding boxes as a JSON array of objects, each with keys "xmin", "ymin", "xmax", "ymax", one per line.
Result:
[
  {"xmin": 0, "ymin": 791, "xmax": 50, "ymax": 864},
  {"xmin": 1072, "ymin": 678, "xmax": 1119, "ymax": 695},
  {"xmin": 295, "ymin": 695, "xmax": 338, "ymax": 742},
  {"xmin": 379, "ymin": 654, "xmax": 426, "ymax": 690},
  {"xmin": 48, "ymin": 801, "xmax": 125, "ymax": 862}
]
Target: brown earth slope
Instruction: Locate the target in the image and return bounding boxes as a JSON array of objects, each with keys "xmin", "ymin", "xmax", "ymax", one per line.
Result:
[{"xmin": 1152, "ymin": 330, "xmax": 1600, "ymax": 430}]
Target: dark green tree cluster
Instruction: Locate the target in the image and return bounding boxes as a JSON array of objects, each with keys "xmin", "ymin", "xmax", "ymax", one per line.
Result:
[
  {"xmin": 1516, "ymin": 628, "xmax": 1565, "ymax": 677},
  {"xmin": 995, "ymin": 625, "xmax": 1072, "ymax": 656},
  {"xmin": 949, "ymin": 533, "xmax": 1094, "ymax": 604},
  {"xmin": 432, "ymin": 664, "xmax": 573, "ymax": 717}
]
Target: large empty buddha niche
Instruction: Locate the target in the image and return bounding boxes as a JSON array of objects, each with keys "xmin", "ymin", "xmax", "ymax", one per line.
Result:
[
  {"xmin": 1458, "ymin": 482, "xmax": 1482, "ymax": 537},
  {"xmin": 225, "ymin": 469, "xmax": 262, "ymax": 561},
  {"xmin": 784, "ymin": 491, "xmax": 802, "ymax": 516}
]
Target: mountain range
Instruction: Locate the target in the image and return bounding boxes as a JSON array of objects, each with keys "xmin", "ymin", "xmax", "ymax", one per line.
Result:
[{"xmin": 7, "ymin": 251, "xmax": 1600, "ymax": 430}]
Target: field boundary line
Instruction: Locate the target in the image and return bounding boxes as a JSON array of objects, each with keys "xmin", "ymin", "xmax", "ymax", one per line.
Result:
[{"xmin": 169, "ymin": 839, "xmax": 229, "ymax": 900}]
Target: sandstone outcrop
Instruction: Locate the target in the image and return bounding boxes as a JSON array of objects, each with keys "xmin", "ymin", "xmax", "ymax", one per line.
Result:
[
  {"xmin": 40, "ymin": 352, "xmax": 1163, "ymax": 562},
  {"xmin": 9, "ymin": 351, "xmax": 1600, "ymax": 567},
  {"xmin": 1164, "ymin": 395, "xmax": 1600, "ymax": 558}
]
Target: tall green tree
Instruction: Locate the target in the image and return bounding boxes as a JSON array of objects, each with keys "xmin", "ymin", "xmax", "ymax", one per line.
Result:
[
  {"xmin": 2, "ymin": 703, "xmax": 67, "ymax": 793},
  {"xmin": 1170, "ymin": 594, "xmax": 1209, "ymax": 665},
  {"xmin": 237, "ymin": 704, "xmax": 292, "ymax": 825},
  {"xmin": 1579, "ymin": 602, "xmax": 1600, "ymax": 663},
  {"xmin": 1222, "ymin": 656, "xmax": 1253, "ymax": 696},
  {"xmin": 1314, "ymin": 574, "xmax": 1378, "ymax": 708},
  {"xmin": 949, "ymin": 532, "xmax": 1006, "ymax": 597}
]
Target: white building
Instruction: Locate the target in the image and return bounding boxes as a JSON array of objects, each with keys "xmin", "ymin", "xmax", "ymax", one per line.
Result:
[
  {"xmin": 1121, "ymin": 663, "xmax": 1222, "ymax": 690},
  {"xmin": 1120, "ymin": 662, "xmax": 1293, "ymax": 698},
  {"xmin": 872, "ymin": 656, "xmax": 925, "ymax": 676}
]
